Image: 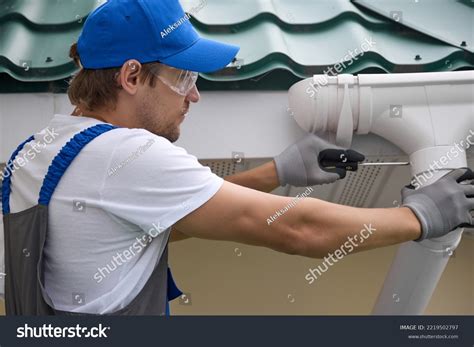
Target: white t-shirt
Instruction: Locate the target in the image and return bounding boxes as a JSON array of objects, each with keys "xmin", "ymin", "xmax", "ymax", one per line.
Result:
[{"xmin": 0, "ymin": 114, "xmax": 223, "ymax": 314}]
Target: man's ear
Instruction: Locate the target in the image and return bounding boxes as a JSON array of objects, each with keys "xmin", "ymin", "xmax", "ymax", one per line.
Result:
[
  {"xmin": 119, "ymin": 60, "xmax": 142, "ymax": 95},
  {"xmin": 71, "ymin": 106, "xmax": 83, "ymax": 116}
]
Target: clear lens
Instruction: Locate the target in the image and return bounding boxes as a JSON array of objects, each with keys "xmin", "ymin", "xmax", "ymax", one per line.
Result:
[
  {"xmin": 152, "ymin": 64, "xmax": 198, "ymax": 96},
  {"xmin": 174, "ymin": 69, "xmax": 198, "ymax": 95}
]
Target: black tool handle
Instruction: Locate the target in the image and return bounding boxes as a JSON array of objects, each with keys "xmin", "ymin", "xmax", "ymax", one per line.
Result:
[{"xmin": 318, "ymin": 149, "xmax": 365, "ymax": 176}]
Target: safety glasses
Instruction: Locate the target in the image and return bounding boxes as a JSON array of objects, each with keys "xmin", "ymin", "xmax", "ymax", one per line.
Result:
[{"xmin": 151, "ymin": 64, "xmax": 198, "ymax": 96}]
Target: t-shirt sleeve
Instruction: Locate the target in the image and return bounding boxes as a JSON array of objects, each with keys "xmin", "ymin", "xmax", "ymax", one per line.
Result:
[{"xmin": 100, "ymin": 129, "xmax": 223, "ymax": 236}]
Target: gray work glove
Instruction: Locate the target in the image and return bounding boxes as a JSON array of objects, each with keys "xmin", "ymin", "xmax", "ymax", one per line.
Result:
[
  {"xmin": 274, "ymin": 133, "xmax": 365, "ymax": 187},
  {"xmin": 402, "ymin": 168, "xmax": 474, "ymax": 241}
]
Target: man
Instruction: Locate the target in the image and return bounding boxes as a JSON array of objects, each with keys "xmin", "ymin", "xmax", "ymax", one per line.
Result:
[{"xmin": 1, "ymin": 0, "xmax": 473, "ymax": 315}]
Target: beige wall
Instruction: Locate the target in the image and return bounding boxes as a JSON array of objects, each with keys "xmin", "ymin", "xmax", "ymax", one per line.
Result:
[
  {"xmin": 168, "ymin": 235, "xmax": 473, "ymax": 315},
  {"xmin": 1, "ymin": 235, "xmax": 472, "ymax": 315}
]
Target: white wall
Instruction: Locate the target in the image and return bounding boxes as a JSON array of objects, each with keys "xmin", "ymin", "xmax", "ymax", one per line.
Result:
[
  {"xmin": 0, "ymin": 92, "xmax": 407, "ymax": 163},
  {"xmin": 0, "ymin": 94, "xmax": 74, "ymax": 162}
]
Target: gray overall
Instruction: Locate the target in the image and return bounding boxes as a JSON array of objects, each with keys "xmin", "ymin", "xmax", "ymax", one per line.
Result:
[{"xmin": 2, "ymin": 124, "xmax": 182, "ymax": 315}]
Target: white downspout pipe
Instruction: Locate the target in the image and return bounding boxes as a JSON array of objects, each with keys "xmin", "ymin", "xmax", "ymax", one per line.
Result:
[{"xmin": 288, "ymin": 71, "xmax": 474, "ymax": 315}]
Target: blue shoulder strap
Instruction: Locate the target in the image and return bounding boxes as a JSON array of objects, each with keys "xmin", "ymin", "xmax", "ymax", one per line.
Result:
[
  {"xmin": 166, "ymin": 267, "xmax": 183, "ymax": 315},
  {"xmin": 38, "ymin": 124, "xmax": 117, "ymax": 206},
  {"xmin": 2, "ymin": 135, "xmax": 35, "ymax": 215},
  {"xmin": 3, "ymin": 123, "xmax": 182, "ymax": 314},
  {"xmin": 2, "ymin": 124, "xmax": 117, "ymax": 214}
]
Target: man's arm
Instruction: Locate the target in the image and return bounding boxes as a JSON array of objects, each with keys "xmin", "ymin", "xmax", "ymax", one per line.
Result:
[
  {"xmin": 225, "ymin": 161, "xmax": 280, "ymax": 193},
  {"xmin": 171, "ymin": 167, "xmax": 473, "ymax": 252},
  {"xmin": 170, "ymin": 160, "xmax": 279, "ymax": 242},
  {"xmin": 170, "ymin": 134, "xmax": 365, "ymax": 242},
  {"xmin": 173, "ymin": 180, "xmax": 421, "ymax": 258}
]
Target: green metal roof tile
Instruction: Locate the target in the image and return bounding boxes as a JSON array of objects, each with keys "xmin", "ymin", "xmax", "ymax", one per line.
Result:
[
  {"xmin": 0, "ymin": 0, "xmax": 473, "ymax": 93},
  {"xmin": 0, "ymin": 0, "xmax": 103, "ymax": 26},
  {"xmin": 353, "ymin": 0, "xmax": 474, "ymax": 53},
  {"xmin": 199, "ymin": 19, "xmax": 473, "ymax": 81},
  {"xmin": 0, "ymin": 20, "xmax": 81, "ymax": 81},
  {"xmin": 0, "ymin": 0, "xmax": 104, "ymax": 82},
  {"xmin": 181, "ymin": 0, "xmax": 386, "ymax": 27}
]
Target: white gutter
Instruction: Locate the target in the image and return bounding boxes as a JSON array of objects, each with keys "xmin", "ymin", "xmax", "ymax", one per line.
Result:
[{"xmin": 288, "ymin": 70, "xmax": 474, "ymax": 315}]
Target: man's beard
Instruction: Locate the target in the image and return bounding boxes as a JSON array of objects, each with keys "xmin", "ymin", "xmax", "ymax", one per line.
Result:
[
  {"xmin": 138, "ymin": 102, "xmax": 180, "ymax": 143},
  {"xmin": 149, "ymin": 119, "xmax": 180, "ymax": 143}
]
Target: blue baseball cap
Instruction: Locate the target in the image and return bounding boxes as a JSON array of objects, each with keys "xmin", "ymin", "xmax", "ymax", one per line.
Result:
[{"xmin": 77, "ymin": 0, "xmax": 240, "ymax": 73}]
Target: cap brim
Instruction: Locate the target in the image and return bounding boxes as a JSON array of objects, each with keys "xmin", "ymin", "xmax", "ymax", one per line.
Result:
[{"xmin": 160, "ymin": 37, "xmax": 240, "ymax": 73}]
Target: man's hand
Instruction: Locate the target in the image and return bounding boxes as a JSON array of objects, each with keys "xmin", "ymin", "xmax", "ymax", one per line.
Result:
[
  {"xmin": 402, "ymin": 168, "xmax": 474, "ymax": 241},
  {"xmin": 274, "ymin": 134, "xmax": 365, "ymax": 187}
]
